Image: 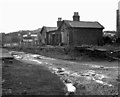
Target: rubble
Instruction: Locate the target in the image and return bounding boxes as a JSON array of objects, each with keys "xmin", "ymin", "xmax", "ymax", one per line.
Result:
[
  {"xmin": 64, "ymin": 82, "xmax": 76, "ymax": 95},
  {"xmin": 10, "ymin": 51, "xmax": 114, "ymax": 94},
  {"xmin": 93, "ymin": 79, "xmax": 112, "ymax": 87},
  {"xmin": 47, "ymin": 65, "xmax": 113, "ymax": 88},
  {"xmin": 13, "ymin": 55, "xmax": 23, "ymax": 59}
]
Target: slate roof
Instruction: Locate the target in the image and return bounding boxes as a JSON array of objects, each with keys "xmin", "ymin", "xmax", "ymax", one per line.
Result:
[
  {"xmin": 45, "ymin": 27, "xmax": 58, "ymax": 32},
  {"xmin": 63, "ymin": 20, "xmax": 104, "ymax": 29},
  {"xmin": 40, "ymin": 26, "xmax": 58, "ymax": 34}
]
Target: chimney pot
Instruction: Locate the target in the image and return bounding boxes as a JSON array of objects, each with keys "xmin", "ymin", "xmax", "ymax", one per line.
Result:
[
  {"xmin": 74, "ymin": 12, "xmax": 78, "ymax": 16},
  {"xmin": 57, "ymin": 17, "xmax": 62, "ymax": 27},
  {"xmin": 58, "ymin": 17, "xmax": 62, "ymax": 21},
  {"xmin": 73, "ymin": 12, "xmax": 80, "ymax": 21}
]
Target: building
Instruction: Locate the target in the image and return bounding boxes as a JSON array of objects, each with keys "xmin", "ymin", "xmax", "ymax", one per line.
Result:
[
  {"xmin": 40, "ymin": 26, "xmax": 58, "ymax": 45},
  {"xmin": 3, "ymin": 28, "xmax": 41, "ymax": 48},
  {"xmin": 103, "ymin": 31, "xmax": 116, "ymax": 37},
  {"xmin": 116, "ymin": 1, "xmax": 120, "ymax": 38},
  {"xmin": 47, "ymin": 29, "xmax": 60, "ymax": 45},
  {"xmin": 21, "ymin": 28, "xmax": 41, "ymax": 48},
  {"xmin": 47, "ymin": 12, "xmax": 104, "ymax": 46}
]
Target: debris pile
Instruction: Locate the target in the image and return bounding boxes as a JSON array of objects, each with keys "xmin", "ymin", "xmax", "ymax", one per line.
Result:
[
  {"xmin": 43, "ymin": 64, "xmax": 113, "ymax": 95},
  {"xmin": 48, "ymin": 66, "xmax": 112, "ymax": 87}
]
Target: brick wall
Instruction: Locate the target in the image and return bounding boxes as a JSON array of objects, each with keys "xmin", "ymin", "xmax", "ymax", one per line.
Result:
[{"xmin": 70, "ymin": 28, "xmax": 103, "ymax": 46}]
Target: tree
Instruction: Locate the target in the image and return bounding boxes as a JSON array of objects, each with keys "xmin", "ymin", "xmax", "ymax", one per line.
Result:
[
  {"xmin": 103, "ymin": 36, "xmax": 112, "ymax": 44},
  {"xmin": 11, "ymin": 36, "xmax": 20, "ymax": 43}
]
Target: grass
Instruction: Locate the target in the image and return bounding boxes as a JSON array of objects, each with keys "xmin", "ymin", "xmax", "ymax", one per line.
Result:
[{"xmin": 2, "ymin": 59, "xmax": 65, "ymax": 95}]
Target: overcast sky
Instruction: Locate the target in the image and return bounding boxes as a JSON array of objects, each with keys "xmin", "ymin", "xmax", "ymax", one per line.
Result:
[{"xmin": 0, "ymin": 0, "xmax": 119, "ymax": 33}]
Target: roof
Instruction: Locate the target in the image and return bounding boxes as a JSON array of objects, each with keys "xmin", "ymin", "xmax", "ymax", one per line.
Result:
[
  {"xmin": 63, "ymin": 20, "xmax": 104, "ymax": 29},
  {"xmin": 45, "ymin": 27, "xmax": 58, "ymax": 32},
  {"xmin": 40, "ymin": 26, "xmax": 58, "ymax": 34}
]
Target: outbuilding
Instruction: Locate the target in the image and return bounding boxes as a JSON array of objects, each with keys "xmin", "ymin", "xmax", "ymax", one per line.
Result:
[{"xmin": 40, "ymin": 26, "xmax": 58, "ymax": 45}]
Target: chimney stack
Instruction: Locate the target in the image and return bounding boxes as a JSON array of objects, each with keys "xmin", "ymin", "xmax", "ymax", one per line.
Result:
[
  {"xmin": 57, "ymin": 17, "xmax": 62, "ymax": 27},
  {"xmin": 117, "ymin": 2, "xmax": 120, "ymax": 38},
  {"xmin": 73, "ymin": 12, "xmax": 80, "ymax": 21}
]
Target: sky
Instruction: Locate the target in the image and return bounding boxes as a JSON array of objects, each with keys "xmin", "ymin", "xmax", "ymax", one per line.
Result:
[{"xmin": 0, "ymin": 0, "xmax": 119, "ymax": 33}]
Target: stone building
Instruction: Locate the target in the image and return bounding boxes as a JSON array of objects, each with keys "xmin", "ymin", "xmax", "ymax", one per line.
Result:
[
  {"xmin": 47, "ymin": 12, "xmax": 104, "ymax": 46},
  {"xmin": 40, "ymin": 26, "xmax": 58, "ymax": 45}
]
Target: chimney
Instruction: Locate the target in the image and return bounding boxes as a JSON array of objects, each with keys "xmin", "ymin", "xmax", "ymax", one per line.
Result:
[
  {"xmin": 73, "ymin": 12, "xmax": 80, "ymax": 21},
  {"xmin": 116, "ymin": 10, "xmax": 119, "ymax": 37},
  {"xmin": 117, "ymin": 2, "xmax": 120, "ymax": 38},
  {"xmin": 57, "ymin": 18, "xmax": 62, "ymax": 27}
]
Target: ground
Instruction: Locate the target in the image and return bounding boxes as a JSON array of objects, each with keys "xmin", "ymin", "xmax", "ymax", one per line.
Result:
[
  {"xmin": 1, "ymin": 47, "xmax": 120, "ymax": 96},
  {"xmin": 2, "ymin": 59, "xmax": 66, "ymax": 95},
  {"xmin": 1, "ymin": 49, "xmax": 65, "ymax": 95}
]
